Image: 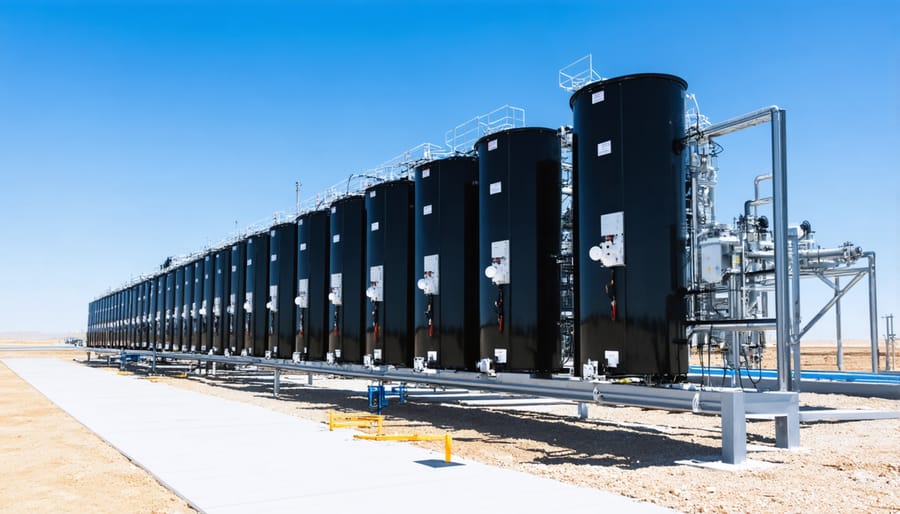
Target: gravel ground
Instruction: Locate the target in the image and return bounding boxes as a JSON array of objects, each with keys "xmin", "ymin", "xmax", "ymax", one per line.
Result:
[
  {"xmin": 3, "ymin": 337, "xmax": 897, "ymax": 514},
  {"xmin": 86, "ymin": 350, "xmax": 900, "ymax": 514}
]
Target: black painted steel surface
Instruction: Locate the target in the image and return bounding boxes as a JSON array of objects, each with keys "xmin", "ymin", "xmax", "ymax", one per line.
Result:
[
  {"xmin": 212, "ymin": 248, "xmax": 230, "ymax": 354},
  {"xmin": 364, "ymin": 180, "xmax": 414, "ymax": 366},
  {"xmin": 190, "ymin": 260, "xmax": 204, "ymax": 352},
  {"xmin": 571, "ymin": 73, "xmax": 689, "ymax": 377},
  {"xmin": 200, "ymin": 254, "xmax": 214, "ymax": 352},
  {"xmin": 475, "ymin": 127, "xmax": 561, "ymax": 373},
  {"xmin": 157, "ymin": 275, "xmax": 166, "ymax": 350},
  {"xmin": 327, "ymin": 195, "xmax": 366, "ymax": 363},
  {"xmin": 295, "ymin": 210, "xmax": 330, "ymax": 360},
  {"xmin": 413, "ymin": 157, "xmax": 480, "ymax": 370},
  {"xmin": 268, "ymin": 223, "xmax": 297, "ymax": 360},
  {"xmin": 244, "ymin": 233, "xmax": 269, "ymax": 356},
  {"xmin": 182, "ymin": 262, "xmax": 194, "ymax": 352},
  {"xmin": 164, "ymin": 271, "xmax": 175, "ymax": 350},
  {"xmin": 228, "ymin": 241, "xmax": 246, "ymax": 355},
  {"xmin": 173, "ymin": 267, "xmax": 184, "ymax": 350}
]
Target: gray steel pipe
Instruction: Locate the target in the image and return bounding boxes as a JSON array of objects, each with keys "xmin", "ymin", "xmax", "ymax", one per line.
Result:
[
  {"xmin": 770, "ymin": 108, "xmax": 791, "ymax": 392},
  {"xmin": 865, "ymin": 252, "xmax": 879, "ymax": 372}
]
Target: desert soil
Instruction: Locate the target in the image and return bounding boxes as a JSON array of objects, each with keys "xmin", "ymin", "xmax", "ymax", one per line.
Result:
[
  {"xmin": 0, "ymin": 341, "xmax": 195, "ymax": 514},
  {"xmin": 2, "ymin": 340, "xmax": 898, "ymax": 513}
]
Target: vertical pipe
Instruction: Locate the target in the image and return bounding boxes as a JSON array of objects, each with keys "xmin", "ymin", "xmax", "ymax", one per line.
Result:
[
  {"xmin": 790, "ymin": 231, "xmax": 801, "ymax": 391},
  {"xmin": 865, "ymin": 252, "xmax": 879, "ymax": 372},
  {"xmin": 771, "ymin": 109, "xmax": 791, "ymax": 391},
  {"xmin": 834, "ymin": 276, "xmax": 843, "ymax": 370}
]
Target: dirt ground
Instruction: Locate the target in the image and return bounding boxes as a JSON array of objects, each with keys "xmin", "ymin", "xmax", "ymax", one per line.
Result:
[
  {"xmin": 3, "ymin": 340, "xmax": 899, "ymax": 513},
  {"xmin": 0, "ymin": 341, "xmax": 195, "ymax": 514}
]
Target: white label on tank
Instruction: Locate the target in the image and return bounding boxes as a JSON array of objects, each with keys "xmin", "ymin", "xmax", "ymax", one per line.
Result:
[
  {"xmin": 231, "ymin": 265, "xmax": 236, "ymax": 272},
  {"xmin": 333, "ymin": 234, "xmax": 340, "ymax": 243},
  {"xmin": 370, "ymin": 190, "xmax": 376, "ymax": 198},
  {"xmin": 597, "ymin": 140, "xmax": 612, "ymax": 156},
  {"xmin": 591, "ymin": 90, "xmax": 605, "ymax": 104},
  {"xmin": 247, "ymin": 259, "xmax": 252, "ymax": 266},
  {"xmin": 271, "ymin": 254, "xmax": 277, "ymax": 262},
  {"xmin": 331, "ymin": 206, "xmax": 336, "ymax": 213},
  {"xmin": 494, "ymin": 348, "xmax": 508, "ymax": 364},
  {"xmin": 488, "ymin": 139, "xmax": 498, "ymax": 151},
  {"xmin": 422, "ymin": 168, "xmax": 430, "ymax": 178},
  {"xmin": 298, "ymin": 219, "xmax": 303, "ymax": 225},
  {"xmin": 490, "ymin": 181, "xmax": 502, "ymax": 195},
  {"xmin": 374, "ymin": 348, "xmax": 382, "ymax": 360},
  {"xmin": 423, "ymin": 204, "xmax": 432, "ymax": 215},
  {"xmin": 371, "ymin": 222, "xmax": 379, "ymax": 232},
  {"xmin": 601, "ymin": 211, "xmax": 624, "ymax": 236},
  {"xmin": 300, "ymin": 243, "xmax": 307, "ymax": 251},
  {"xmin": 270, "ymin": 230, "xmax": 276, "ymax": 237}
]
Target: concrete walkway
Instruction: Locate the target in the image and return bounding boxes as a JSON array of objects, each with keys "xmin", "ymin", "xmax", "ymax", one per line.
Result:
[{"xmin": 5, "ymin": 358, "xmax": 676, "ymax": 514}]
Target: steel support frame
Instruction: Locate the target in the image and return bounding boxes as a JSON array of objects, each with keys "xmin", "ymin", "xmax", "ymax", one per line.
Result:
[{"xmin": 696, "ymin": 107, "xmax": 800, "ymax": 449}]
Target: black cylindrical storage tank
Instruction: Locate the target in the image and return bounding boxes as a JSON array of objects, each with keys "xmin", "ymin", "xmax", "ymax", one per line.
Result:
[
  {"xmin": 476, "ymin": 127, "xmax": 562, "ymax": 373},
  {"xmin": 116, "ymin": 291, "xmax": 123, "ymax": 348},
  {"xmin": 86, "ymin": 301, "xmax": 93, "ymax": 347},
  {"xmin": 112, "ymin": 291, "xmax": 121, "ymax": 348},
  {"xmin": 228, "ymin": 241, "xmax": 246, "ymax": 356},
  {"xmin": 124, "ymin": 290, "xmax": 131, "ymax": 348},
  {"xmin": 173, "ymin": 267, "xmax": 184, "ymax": 351},
  {"xmin": 129, "ymin": 285, "xmax": 138, "ymax": 349},
  {"xmin": 109, "ymin": 293, "xmax": 117, "ymax": 348},
  {"xmin": 212, "ymin": 248, "xmax": 230, "ymax": 354},
  {"xmin": 295, "ymin": 210, "xmax": 330, "ymax": 361},
  {"xmin": 413, "ymin": 157, "xmax": 480, "ymax": 370},
  {"xmin": 200, "ymin": 254, "xmax": 214, "ymax": 352},
  {"xmin": 327, "ymin": 195, "xmax": 366, "ymax": 364},
  {"xmin": 244, "ymin": 232, "xmax": 269, "ymax": 356},
  {"xmin": 364, "ymin": 180, "xmax": 414, "ymax": 366},
  {"xmin": 571, "ymin": 73, "xmax": 689, "ymax": 378},
  {"xmin": 124, "ymin": 288, "xmax": 132, "ymax": 348},
  {"xmin": 156, "ymin": 274, "xmax": 166, "ymax": 350},
  {"xmin": 103, "ymin": 294, "xmax": 111, "ymax": 348},
  {"xmin": 190, "ymin": 260, "xmax": 204, "ymax": 352},
  {"xmin": 267, "ymin": 223, "xmax": 297, "ymax": 359},
  {"xmin": 141, "ymin": 280, "xmax": 151, "ymax": 348},
  {"xmin": 95, "ymin": 297, "xmax": 102, "ymax": 347},
  {"xmin": 164, "ymin": 271, "xmax": 175, "ymax": 350},
  {"xmin": 147, "ymin": 277, "xmax": 158, "ymax": 349},
  {"xmin": 182, "ymin": 263, "xmax": 194, "ymax": 352}
]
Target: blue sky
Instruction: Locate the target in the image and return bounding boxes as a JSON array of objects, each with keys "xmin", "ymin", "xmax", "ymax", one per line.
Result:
[{"xmin": 0, "ymin": 0, "xmax": 897, "ymax": 340}]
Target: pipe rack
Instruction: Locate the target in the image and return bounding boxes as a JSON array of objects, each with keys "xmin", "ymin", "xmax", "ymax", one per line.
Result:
[{"xmin": 89, "ymin": 348, "xmax": 799, "ymax": 466}]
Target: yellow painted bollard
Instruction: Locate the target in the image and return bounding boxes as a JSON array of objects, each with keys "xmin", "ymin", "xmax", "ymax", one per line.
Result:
[{"xmin": 444, "ymin": 433, "xmax": 452, "ymax": 463}]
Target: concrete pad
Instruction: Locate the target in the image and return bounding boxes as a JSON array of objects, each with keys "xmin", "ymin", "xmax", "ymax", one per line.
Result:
[
  {"xmin": 5, "ymin": 358, "xmax": 677, "ymax": 514},
  {"xmin": 675, "ymin": 458, "xmax": 778, "ymax": 471}
]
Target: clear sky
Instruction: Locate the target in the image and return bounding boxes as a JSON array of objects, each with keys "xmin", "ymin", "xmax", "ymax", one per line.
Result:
[{"xmin": 0, "ymin": 0, "xmax": 897, "ymax": 340}]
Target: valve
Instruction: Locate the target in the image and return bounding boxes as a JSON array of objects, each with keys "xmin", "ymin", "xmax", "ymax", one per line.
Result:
[
  {"xmin": 417, "ymin": 271, "xmax": 438, "ymax": 295},
  {"xmin": 494, "ymin": 286, "xmax": 504, "ymax": 333},
  {"xmin": 371, "ymin": 302, "xmax": 379, "ymax": 341},
  {"xmin": 605, "ymin": 269, "xmax": 617, "ymax": 321},
  {"xmin": 425, "ymin": 295, "xmax": 434, "ymax": 337},
  {"xmin": 297, "ymin": 306, "xmax": 304, "ymax": 338},
  {"xmin": 332, "ymin": 306, "xmax": 340, "ymax": 337},
  {"xmin": 484, "ymin": 257, "xmax": 509, "ymax": 286}
]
